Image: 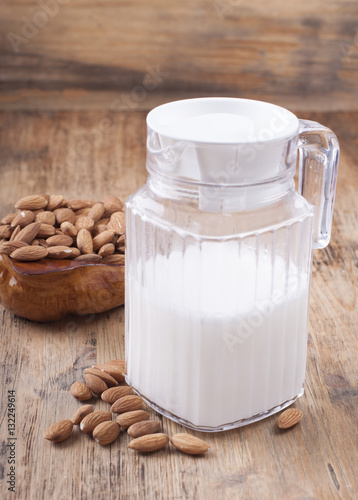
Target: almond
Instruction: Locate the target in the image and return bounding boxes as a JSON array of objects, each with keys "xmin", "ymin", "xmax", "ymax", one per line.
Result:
[
  {"xmin": 70, "ymin": 381, "xmax": 93, "ymax": 401},
  {"xmin": 71, "ymin": 404, "xmax": 94, "ymax": 425},
  {"xmin": 60, "ymin": 221, "xmax": 78, "ymax": 238},
  {"xmin": 0, "ymin": 240, "xmax": 29, "ymax": 255},
  {"xmin": 92, "ymin": 230, "xmax": 115, "ymax": 251},
  {"xmin": 128, "ymin": 433, "xmax": 169, "ymax": 453},
  {"xmin": 74, "ymin": 207, "xmax": 91, "ymax": 216},
  {"xmin": 117, "ymin": 247, "xmax": 125, "ymax": 255},
  {"xmin": 98, "ymin": 243, "xmax": 115, "ymax": 257},
  {"xmin": 127, "ymin": 420, "xmax": 161, "ymax": 438},
  {"xmin": 75, "ymin": 216, "xmax": 95, "ymax": 231},
  {"xmin": 13, "ymin": 222, "xmax": 40, "ymax": 243},
  {"xmin": 9, "ymin": 225, "xmax": 21, "ymax": 241},
  {"xmin": 277, "ymin": 408, "xmax": 303, "ymax": 429},
  {"xmin": 84, "ymin": 367, "xmax": 118, "ymax": 387},
  {"xmin": 35, "ymin": 211, "xmax": 56, "ymax": 225},
  {"xmin": 80, "ymin": 411, "xmax": 111, "ymax": 434},
  {"xmin": 10, "ymin": 246, "xmax": 48, "ymax": 261},
  {"xmin": 15, "ymin": 194, "xmax": 48, "ymax": 211},
  {"xmin": 67, "ymin": 247, "xmax": 81, "ymax": 259},
  {"xmin": 102, "ymin": 254, "xmax": 125, "ymax": 266},
  {"xmin": 11, "ymin": 210, "xmax": 35, "ymax": 228},
  {"xmin": 31, "ymin": 239, "xmax": 40, "ymax": 246},
  {"xmin": 67, "ymin": 199, "xmax": 95, "ymax": 211},
  {"xmin": 170, "ymin": 433, "xmax": 210, "ymax": 455},
  {"xmin": 47, "ymin": 194, "xmax": 65, "ymax": 211},
  {"xmin": 77, "ymin": 228, "xmax": 93, "ymax": 254},
  {"xmin": 2, "ymin": 213, "xmax": 18, "ymax": 225},
  {"xmin": 46, "ymin": 234, "xmax": 73, "ymax": 247},
  {"xmin": 104, "ymin": 195, "xmax": 124, "ymax": 217},
  {"xmin": 93, "ymin": 363, "xmax": 125, "ymax": 382},
  {"xmin": 116, "ymin": 410, "xmax": 150, "ymax": 429},
  {"xmin": 111, "ymin": 395, "xmax": 143, "ymax": 414},
  {"xmin": 74, "ymin": 253, "xmax": 102, "ymax": 263},
  {"xmin": 56, "ymin": 208, "xmax": 76, "ymax": 225},
  {"xmin": 0, "ymin": 225, "xmax": 13, "ymax": 239},
  {"xmin": 93, "ymin": 421, "xmax": 121, "ymax": 445},
  {"xmin": 47, "ymin": 246, "xmax": 78, "ymax": 259},
  {"xmin": 108, "ymin": 212, "xmax": 125, "ymax": 235},
  {"xmin": 92, "ymin": 224, "xmax": 109, "ymax": 237},
  {"xmin": 37, "ymin": 223, "xmax": 56, "ymax": 238},
  {"xmin": 84, "ymin": 373, "xmax": 108, "ymax": 395},
  {"xmin": 88, "ymin": 203, "xmax": 105, "ymax": 223},
  {"xmin": 38, "ymin": 238, "xmax": 49, "ymax": 248},
  {"xmin": 101, "ymin": 386, "xmax": 134, "ymax": 404},
  {"xmin": 44, "ymin": 419, "xmax": 73, "ymax": 443},
  {"xmin": 117, "ymin": 234, "xmax": 125, "ymax": 246}
]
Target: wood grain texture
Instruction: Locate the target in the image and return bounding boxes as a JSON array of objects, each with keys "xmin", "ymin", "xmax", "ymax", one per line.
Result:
[
  {"xmin": 0, "ymin": 0, "xmax": 358, "ymax": 111},
  {"xmin": 0, "ymin": 110, "xmax": 357, "ymax": 499}
]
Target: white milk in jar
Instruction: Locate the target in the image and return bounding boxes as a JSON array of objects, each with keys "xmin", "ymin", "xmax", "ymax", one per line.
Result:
[{"xmin": 126, "ymin": 241, "xmax": 310, "ymax": 430}]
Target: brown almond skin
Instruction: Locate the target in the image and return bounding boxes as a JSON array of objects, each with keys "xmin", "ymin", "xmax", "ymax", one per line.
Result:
[
  {"xmin": 111, "ymin": 395, "xmax": 143, "ymax": 414},
  {"xmin": 0, "ymin": 240, "xmax": 29, "ymax": 255},
  {"xmin": 70, "ymin": 381, "xmax": 93, "ymax": 401},
  {"xmin": 88, "ymin": 203, "xmax": 105, "ymax": 223},
  {"xmin": 84, "ymin": 373, "xmax": 108, "ymax": 395},
  {"xmin": 80, "ymin": 411, "xmax": 112, "ymax": 434},
  {"xmin": 37, "ymin": 223, "xmax": 56, "ymax": 238},
  {"xmin": 46, "ymin": 245, "xmax": 78, "ymax": 259},
  {"xmin": 84, "ymin": 367, "xmax": 118, "ymax": 387},
  {"xmin": 170, "ymin": 433, "xmax": 210, "ymax": 455},
  {"xmin": 46, "ymin": 234, "xmax": 73, "ymax": 247},
  {"xmin": 2, "ymin": 213, "xmax": 18, "ymax": 225},
  {"xmin": 15, "ymin": 195, "xmax": 48, "ymax": 211},
  {"xmin": 93, "ymin": 421, "xmax": 121, "ymax": 445},
  {"xmin": 13, "ymin": 221, "xmax": 41, "ymax": 243},
  {"xmin": 47, "ymin": 194, "xmax": 64, "ymax": 211},
  {"xmin": 11, "ymin": 210, "xmax": 35, "ymax": 228},
  {"xmin": 101, "ymin": 386, "xmax": 134, "ymax": 404},
  {"xmin": 75, "ymin": 216, "xmax": 95, "ymax": 231},
  {"xmin": 116, "ymin": 410, "xmax": 150, "ymax": 429},
  {"xmin": 77, "ymin": 228, "xmax": 93, "ymax": 254},
  {"xmin": 98, "ymin": 243, "xmax": 115, "ymax": 257},
  {"xmin": 72, "ymin": 404, "xmax": 94, "ymax": 425},
  {"xmin": 10, "ymin": 246, "xmax": 48, "ymax": 261},
  {"xmin": 92, "ymin": 230, "xmax": 115, "ymax": 251},
  {"xmin": 44, "ymin": 419, "xmax": 73, "ymax": 443},
  {"xmin": 56, "ymin": 208, "xmax": 76, "ymax": 225},
  {"xmin": 127, "ymin": 420, "xmax": 161, "ymax": 438},
  {"xmin": 93, "ymin": 363, "xmax": 125, "ymax": 383},
  {"xmin": 128, "ymin": 433, "xmax": 169, "ymax": 453},
  {"xmin": 277, "ymin": 408, "xmax": 303, "ymax": 429},
  {"xmin": 73, "ymin": 254, "xmax": 102, "ymax": 263},
  {"xmin": 35, "ymin": 211, "xmax": 56, "ymax": 225},
  {"xmin": 60, "ymin": 221, "xmax": 78, "ymax": 237}
]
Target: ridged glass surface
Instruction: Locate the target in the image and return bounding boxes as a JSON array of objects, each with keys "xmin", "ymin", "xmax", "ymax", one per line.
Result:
[{"xmin": 126, "ymin": 197, "xmax": 314, "ymax": 430}]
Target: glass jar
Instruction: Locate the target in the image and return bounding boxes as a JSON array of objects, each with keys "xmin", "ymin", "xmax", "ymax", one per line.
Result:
[{"xmin": 125, "ymin": 98, "xmax": 339, "ymax": 431}]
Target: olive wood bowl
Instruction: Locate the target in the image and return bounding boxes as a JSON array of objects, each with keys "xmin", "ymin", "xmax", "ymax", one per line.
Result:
[{"xmin": 0, "ymin": 254, "xmax": 124, "ymax": 322}]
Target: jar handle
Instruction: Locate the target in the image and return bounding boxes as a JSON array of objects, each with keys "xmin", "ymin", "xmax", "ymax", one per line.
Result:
[{"xmin": 298, "ymin": 119, "xmax": 339, "ymax": 249}]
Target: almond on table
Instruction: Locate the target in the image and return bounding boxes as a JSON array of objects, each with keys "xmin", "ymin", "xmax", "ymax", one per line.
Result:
[
  {"xmin": 128, "ymin": 433, "xmax": 169, "ymax": 453},
  {"xmin": 277, "ymin": 408, "xmax": 303, "ymax": 429}
]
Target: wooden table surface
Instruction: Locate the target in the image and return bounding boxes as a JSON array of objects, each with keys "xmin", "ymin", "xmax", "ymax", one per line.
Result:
[{"xmin": 0, "ymin": 109, "xmax": 357, "ymax": 500}]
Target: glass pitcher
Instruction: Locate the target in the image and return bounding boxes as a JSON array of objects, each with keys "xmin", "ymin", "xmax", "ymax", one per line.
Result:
[{"xmin": 125, "ymin": 98, "xmax": 339, "ymax": 432}]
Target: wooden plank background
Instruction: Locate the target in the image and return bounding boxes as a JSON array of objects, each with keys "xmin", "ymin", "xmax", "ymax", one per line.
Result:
[
  {"xmin": 0, "ymin": 109, "xmax": 357, "ymax": 499},
  {"xmin": 0, "ymin": 0, "xmax": 358, "ymax": 111}
]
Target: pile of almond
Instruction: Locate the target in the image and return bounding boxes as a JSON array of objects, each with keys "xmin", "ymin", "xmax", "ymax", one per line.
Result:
[
  {"xmin": 44, "ymin": 359, "xmax": 211, "ymax": 455},
  {"xmin": 0, "ymin": 194, "xmax": 125, "ymax": 264}
]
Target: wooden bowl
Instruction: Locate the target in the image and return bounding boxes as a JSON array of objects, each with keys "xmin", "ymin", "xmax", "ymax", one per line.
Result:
[{"xmin": 0, "ymin": 254, "xmax": 124, "ymax": 322}]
